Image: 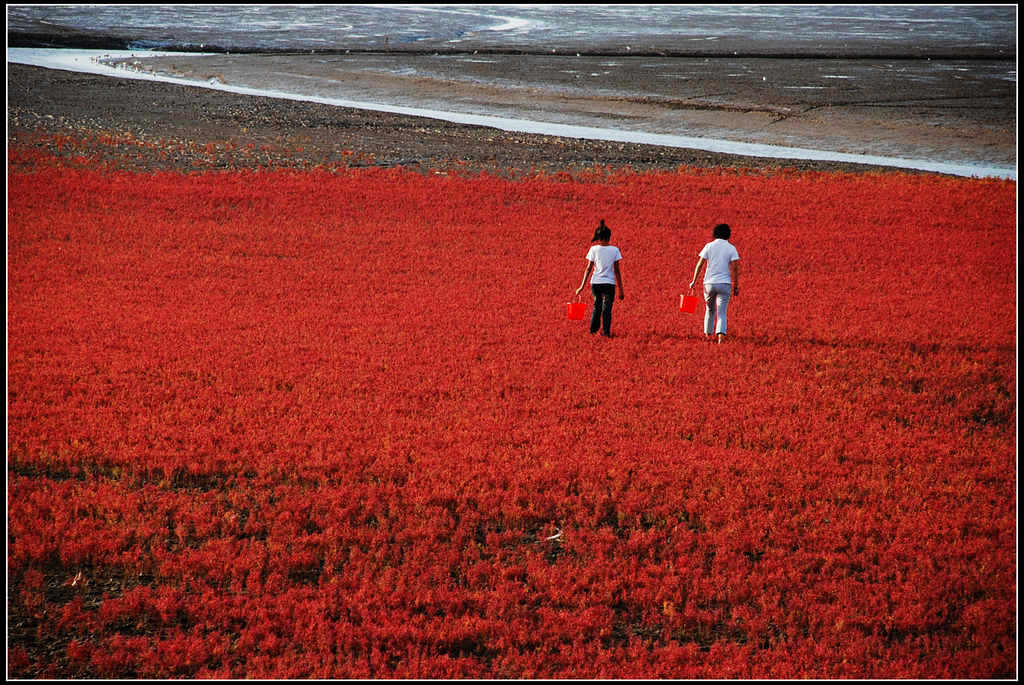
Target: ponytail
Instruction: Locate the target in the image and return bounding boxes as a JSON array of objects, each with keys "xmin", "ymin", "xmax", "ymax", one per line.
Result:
[{"xmin": 591, "ymin": 218, "xmax": 612, "ymax": 243}]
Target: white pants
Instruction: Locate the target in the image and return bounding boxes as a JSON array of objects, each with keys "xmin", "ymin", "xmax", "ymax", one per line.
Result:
[{"xmin": 704, "ymin": 282, "xmax": 732, "ymax": 335}]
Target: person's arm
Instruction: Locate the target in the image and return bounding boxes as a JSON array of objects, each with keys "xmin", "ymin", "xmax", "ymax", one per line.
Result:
[
  {"xmin": 730, "ymin": 259, "xmax": 740, "ymax": 296},
  {"xmin": 575, "ymin": 261, "xmax": 594, "ymax": 296},
  {"xmin": 614, "ymin": 261, "xmax": 624, "ymax": 300},
  {"xmin": 688, "ymin": 256, "xmax": 706, "ymax": 290}
]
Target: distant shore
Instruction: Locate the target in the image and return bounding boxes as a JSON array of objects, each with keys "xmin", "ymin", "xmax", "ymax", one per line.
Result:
[{"xmin": 6, "ymin": 61, "xmax": 1015, "ymax": 177}]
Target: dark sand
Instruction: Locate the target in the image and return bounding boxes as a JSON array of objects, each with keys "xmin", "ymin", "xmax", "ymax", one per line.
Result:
[{"xmin": 7, "ymin": 60, "xmax": 1016, "ymax": 176}]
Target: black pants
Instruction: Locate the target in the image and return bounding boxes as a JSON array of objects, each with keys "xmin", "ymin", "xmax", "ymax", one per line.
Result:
[{"xmin": 590, "ymin": 284, "xmax": 616, "ymax": 335}]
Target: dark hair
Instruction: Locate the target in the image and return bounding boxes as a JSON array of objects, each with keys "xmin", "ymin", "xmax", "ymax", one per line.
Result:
[
  {"xmin": 713, "ymin": 223, "xmax": 731, "ymax": 240},
  {"xmin": 591, "ymin": 219, "xmax": 612, "ymax": 243}
]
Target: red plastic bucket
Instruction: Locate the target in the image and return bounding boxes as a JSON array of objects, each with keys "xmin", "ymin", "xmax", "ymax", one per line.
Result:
[
  {"xmin": 567, "ymin": 301, "xmax": 586, "ymax": 320},
  {"xmin": 680, "ymin": 294, "xmax": 698, "ymax": 313}
]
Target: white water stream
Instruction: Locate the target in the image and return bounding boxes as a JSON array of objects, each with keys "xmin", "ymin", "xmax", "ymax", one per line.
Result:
[{"xmin": 8, "ymin": 48, "xmax": 1016, "ymax": 180}]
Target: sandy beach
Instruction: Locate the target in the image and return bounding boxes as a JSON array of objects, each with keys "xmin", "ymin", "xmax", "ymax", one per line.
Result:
[{"xmin": 7, "ymin": 57, "xmax": 1016, "ymax": 176}]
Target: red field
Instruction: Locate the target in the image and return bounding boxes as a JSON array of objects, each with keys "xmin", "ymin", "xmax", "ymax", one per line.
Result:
[{"xmin": 7, "ymin": 145, "xmax": 1017, "ymax": 678}]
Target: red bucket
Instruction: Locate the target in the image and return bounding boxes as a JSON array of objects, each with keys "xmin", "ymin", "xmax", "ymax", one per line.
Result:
[
  {"xmin": 567, "ymin": 301, "xmax": 586, "ymax": 320},
  {"xmin": 680, "ymin": 294, "xmax": 699, "ymax": 313}
]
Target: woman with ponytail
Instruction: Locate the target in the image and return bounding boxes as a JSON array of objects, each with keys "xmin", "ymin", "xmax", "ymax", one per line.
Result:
[{"xmin": 574, "ymin": 219, "xmax": 624, "ymax": 337}]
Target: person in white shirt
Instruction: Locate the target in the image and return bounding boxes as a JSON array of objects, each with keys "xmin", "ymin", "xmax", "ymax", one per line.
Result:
[
  {"xmin": 689, "ymin": 223, "xmax": 740, "ymax": 343},
  {"xmin": 575, "ymin": 219, "xmax": 624, "ymax": 337}
]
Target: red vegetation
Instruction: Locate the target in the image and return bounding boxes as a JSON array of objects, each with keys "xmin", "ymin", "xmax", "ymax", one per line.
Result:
[{"xmin": 7, "ymin": 144, "xmax": 1016, "ymax": 678}]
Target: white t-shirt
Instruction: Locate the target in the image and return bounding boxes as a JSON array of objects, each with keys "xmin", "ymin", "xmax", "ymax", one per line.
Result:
[
  {"xmin": 586, "ymin": 244, "xmax": 622, "ymax": 285},
  {"xmin": 699, "ymin": 239, "xmax": 740, "ymax": 284}
]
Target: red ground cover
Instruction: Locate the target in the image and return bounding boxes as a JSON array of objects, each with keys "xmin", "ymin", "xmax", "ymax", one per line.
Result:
[{"xmin": 7, "ymin": 146, "xmax": 1017, "ymax": 678}]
